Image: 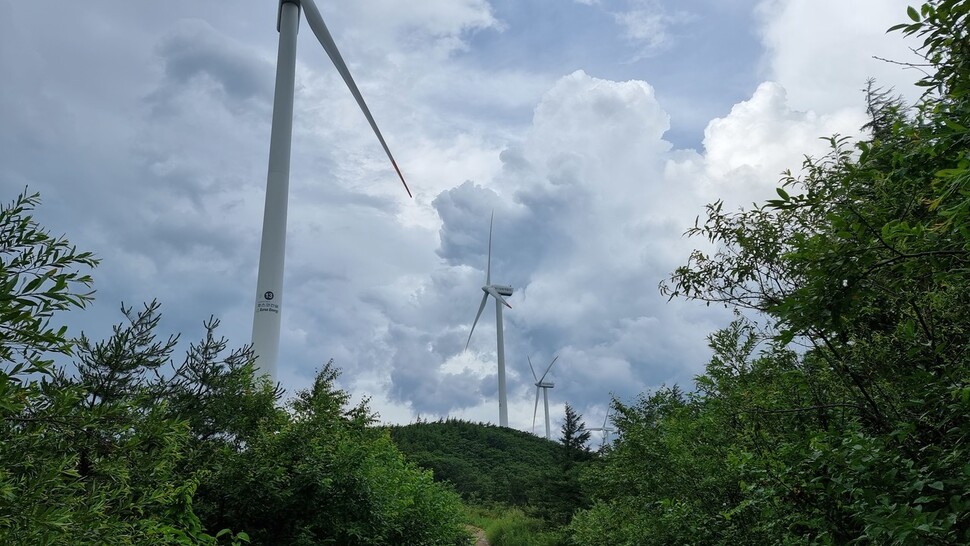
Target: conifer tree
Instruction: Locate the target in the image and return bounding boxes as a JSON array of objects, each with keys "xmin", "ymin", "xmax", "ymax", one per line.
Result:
[{"xmin": 559, "ymin": 403, "xmax": 591, "ymax": 465}]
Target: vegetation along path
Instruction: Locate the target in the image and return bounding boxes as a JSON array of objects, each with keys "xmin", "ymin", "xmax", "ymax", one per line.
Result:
[{"xmin": 465, "ymin": 525, "xmax": 489, "ymax": 546}]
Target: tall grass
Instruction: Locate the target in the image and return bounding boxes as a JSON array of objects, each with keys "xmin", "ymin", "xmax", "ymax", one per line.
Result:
[{"xmin": 463, "ymin": 504, "xmax": 565, "ymax": 546}]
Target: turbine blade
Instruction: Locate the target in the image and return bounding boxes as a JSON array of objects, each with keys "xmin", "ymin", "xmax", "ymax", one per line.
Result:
[
  {"xmin": 464, "ymin": 292, "xmax": 489, "ymax": 350},
  {"xmin": 528, "ymin": 355, "xmax": 538, "ymax": 382},
  {"xmin": 485, "ymin": 286, "xmax": 511, "ymax": 309},
  {"xmin": 539, "ymin": 355, "xmax": 559, "ymax": 383},
  {"xmin": 301, "ymin": 0, "xmax": 412, "ymax": 197},
  {"xmin": 486, "ymin": 211, "xmax": 493, "ymax": 285},
  {"xmin": 532, "ymin": 387, "xmax": 540, "ymax": 433}
]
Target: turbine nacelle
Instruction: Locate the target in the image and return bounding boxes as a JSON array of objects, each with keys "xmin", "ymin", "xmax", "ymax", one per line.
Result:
[
  {"xmin": 482, "ymin": 284, "xmax": 513, "ymax": 298},
  {"xmin": 536, "ymin": 381, "xmax": 554, "ymax": 388},
  {"xmin": 494, "ymin": 285, "xmax": 513, "ymax": 297}
]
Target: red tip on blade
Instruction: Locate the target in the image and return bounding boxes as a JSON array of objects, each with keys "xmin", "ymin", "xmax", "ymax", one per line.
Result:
[{"xmin": 391, "ymin": 158, "xmax": 412, "ymax": 198}]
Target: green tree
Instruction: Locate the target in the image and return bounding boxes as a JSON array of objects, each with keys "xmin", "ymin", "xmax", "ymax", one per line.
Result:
[
  {"xmin": 559, "ymin": 403, "xmax": 591, "ymax": 465},
  {"xmin": 0, "ymin": 190, "xmax": 97, "ymax": 368},
  {"xmin": 59, "ymin": 300, "xmax": 468, "ymax": 545},
  {"xmin": 1, "ymin": 189, "xmax": 470, "ymax": 544},
  {"xmin": 572, "ymin": 2, "xmax": 970, "ymax": 544},
  {"xmin": 523, "ymin": 404, "xmax": 593, "ymax": 527},
  {"xmin": 569, "ymin": 331, "xmax": 779, "ymax": 546},
  {"xmin": 0, "ymin": 191, "xmax": 241, "ymax": 545},
  {"xmin": 202, "ymin": 361, "xmax": 470, "ymax": 546},
  {"xmin": 389, "ymin": 418, "xmax": 562, "ymax": 507}
]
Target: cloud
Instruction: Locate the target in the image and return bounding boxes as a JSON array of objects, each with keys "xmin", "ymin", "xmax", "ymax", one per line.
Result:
[
  {"xmin": 383, "ymin": 71, "xmax": 707, "ymax": 422},
  {"xmin": 757, "ymin": 0, "xmax": 923, "ymax": 112},
  {"xmin": 372, "ymin": 51, "xmax": 882, "ymax": 430},
  {"xmin": 151, "ymin": 19, "xmax": 273, "ymax": 107},
  {"xmin": 700, "ymin": 81, "xmax": 866, "ymax": 205},
  {"xmin": 335, "ymin": 0, "xmax": 500, "ymax": 58},
  {"xmin": 0, "ymin": 0, "xmax": 928, "ymax": 436},
  {"xmin": 613, "ymin": 1, "xmax": 694, "ymax": 54},
  {"xmin": 572, "ymin": 0, "xmax": 695, "ymax": 58}
]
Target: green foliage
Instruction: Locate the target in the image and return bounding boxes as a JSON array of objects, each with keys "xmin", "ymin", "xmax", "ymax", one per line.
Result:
[
  {"xmin": 464, "ymin": 504, "xmax": 566, "ymax": 546},
  {"xmin": 1, "ymin": 190, "xmax": 469, "ymax": 545},
  {"xmin": 0, "ymin": 191, "xmax": 242, "ymax": 545},
  {"xmin": 390, "ymin": 413, "xmax": 597, "ymax": 531},
  {"xmin": 573, "ymin": 2, "xmax": 970, "ymax": 544},
  {"xmin": 199, "ymin": 362, "xmax": 470, "ymax": 546},
  {"xmin": 536, "ymin": 404, "xmax": 593, "ymax": 525},
  {"xmin": 0, "ymin": 190, "xmax": 97, "ymax": 368},
  {"xmin": 569, "ymin": 379, "xmax": 758, "ymax": 546},
  {"xmin": 559, "ymin": 403, "xmax": 592, "ymax": 466},
  {"xmin": 389, "ymin": 418, "xmax": 563, "ymax": 508},
  {"xmin": 478, "ymin": 506, "xmax": 563, "ymax": 546}
]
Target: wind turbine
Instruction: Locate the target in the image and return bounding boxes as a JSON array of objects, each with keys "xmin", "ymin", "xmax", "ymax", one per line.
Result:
[
  {"xmin": 528, "ymin": 355, "xmax": 559, "ymax": 440},
  {"xmin": 252, "ymin": 0, "xmax": 411, "ymax": 381},
  {"xmin": 588, "ymin": 405, "xmax": 616, "ymax": 449},
  {"xmin": 465, "ymin": 212, "xmax": 513, "ymax": 427}
]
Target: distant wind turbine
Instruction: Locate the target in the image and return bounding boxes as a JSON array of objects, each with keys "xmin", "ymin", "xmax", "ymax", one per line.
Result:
[
  {"xmin": 252, "ymin": 0, "xmax": 411, "ymax": 381},
  {"xmin": 465, "ymin": 212, "xmax": 513, "ymax": 427},
  {"xmin": 588, "ymin": 405, "xmax": 616, "ymax": 449},
  {"xmin": 529, "ymin": 355, "xmax": 559, "ymax": 440}
]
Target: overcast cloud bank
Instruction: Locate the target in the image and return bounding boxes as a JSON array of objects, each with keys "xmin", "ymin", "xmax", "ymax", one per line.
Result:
[{"xmin": 0, "ymin": 0, "xmax": 919, "ymax": 432}]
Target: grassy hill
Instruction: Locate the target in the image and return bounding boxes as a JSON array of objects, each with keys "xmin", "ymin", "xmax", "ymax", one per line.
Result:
[{"xmin": 387, "ymin": 418, "xmax": 564, "ymax": 507}]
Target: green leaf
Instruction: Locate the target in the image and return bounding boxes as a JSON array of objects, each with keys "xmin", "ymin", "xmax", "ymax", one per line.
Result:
[
  {"xmin": 943, "ymin": 119, "xmax": 967, "ymax": 132},
  {"xmin": 907, "ymin": 5, "xmax": 920, "ymax": 21}
]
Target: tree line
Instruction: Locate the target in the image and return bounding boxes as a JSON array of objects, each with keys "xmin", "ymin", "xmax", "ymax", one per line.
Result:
[
  {"xmin": 569, "ymin": 2, "xmax": 970, "ymax": 543},
  {"xmin": 0, "ymin": 193, "xmax": 469, "ymax": 544}
]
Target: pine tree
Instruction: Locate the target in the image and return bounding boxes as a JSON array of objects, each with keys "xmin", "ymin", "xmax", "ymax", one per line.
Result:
[{"xmin": 559, "ymin": 403, "xmax": 591, "ymax": 465}]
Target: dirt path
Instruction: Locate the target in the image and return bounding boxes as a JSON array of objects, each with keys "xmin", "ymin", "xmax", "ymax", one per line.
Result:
[{"xmin": 464, "ymin": 525, "xmax": 489, "ymax": 546}]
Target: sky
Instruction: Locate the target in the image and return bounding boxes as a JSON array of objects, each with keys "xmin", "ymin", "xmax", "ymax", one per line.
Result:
[{"xmin": 0, "ymin": 0, "xmax": 923, "ymax": 437}]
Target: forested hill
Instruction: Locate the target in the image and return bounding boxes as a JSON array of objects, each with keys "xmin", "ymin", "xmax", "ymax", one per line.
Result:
[{"xmin": 388, "ymin": 419, "xmax": 563, "ymax": 506}]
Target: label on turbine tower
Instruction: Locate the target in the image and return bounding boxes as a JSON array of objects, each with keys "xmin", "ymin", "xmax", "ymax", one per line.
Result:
[{"xmin": 256, "ymin": 291, "xmax": 280, "ymax": 314}]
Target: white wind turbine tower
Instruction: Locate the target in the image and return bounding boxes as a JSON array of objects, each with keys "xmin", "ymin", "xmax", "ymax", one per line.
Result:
[
  {"xmin": 589, "ymin": 405, "xmax": 616, "ymax": 449},
  {"xmin": 465, "ymin": 213, "xmax": 513, "ymax": 427},
  {"xmin": 252, "ymin": 0, "xmax": 411, "ymax": 381},
  {"xmin": 528, "ymin": 355, "xmax": 559, "ymax": 440}
]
